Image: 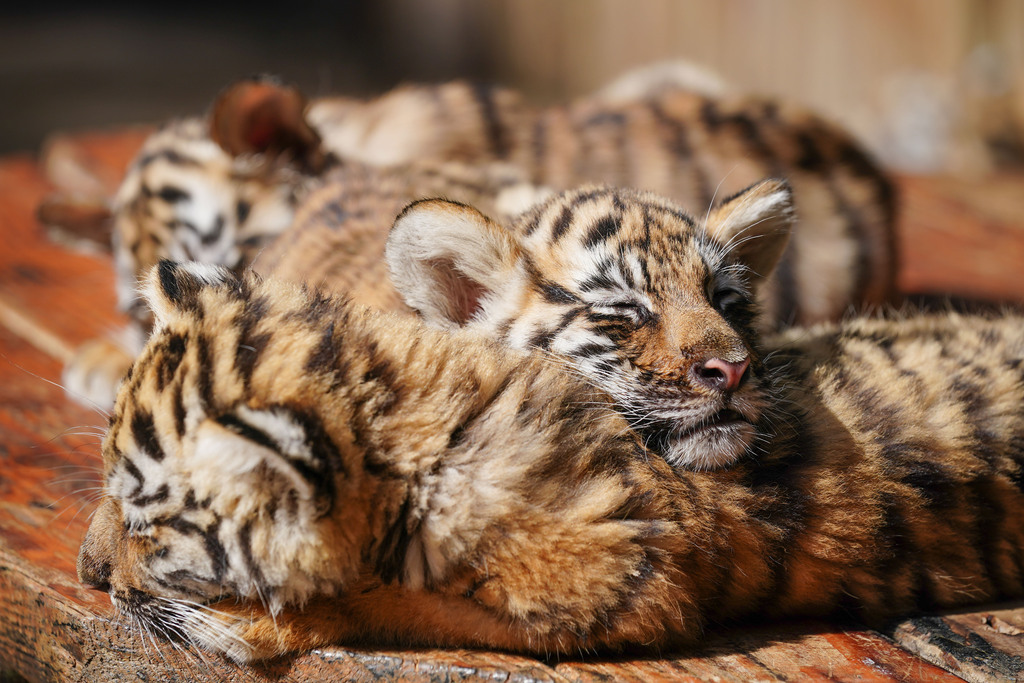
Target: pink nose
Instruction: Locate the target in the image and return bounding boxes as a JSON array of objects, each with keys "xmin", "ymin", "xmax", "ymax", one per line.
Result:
[{"xmin": 691, "ymin": 357, "xmax": 750, "ymax": 392}]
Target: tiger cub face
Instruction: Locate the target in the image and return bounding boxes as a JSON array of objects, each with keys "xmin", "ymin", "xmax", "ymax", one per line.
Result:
[
  {"xmin": 112, "ymin": 119, "xmax": 311, "ymax": 326},
  {"xmin": 111, "ymin": 79, "xmax": 331, "ymax": 329},
  {"xmin": 387, "ymin": 180, "xmax": 792, "ymax": 470}
]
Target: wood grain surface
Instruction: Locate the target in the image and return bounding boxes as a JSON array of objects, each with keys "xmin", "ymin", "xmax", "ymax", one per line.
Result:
[{"xmin": 2, "ymin": 134, "xmax": 1024, "ymax": 681}]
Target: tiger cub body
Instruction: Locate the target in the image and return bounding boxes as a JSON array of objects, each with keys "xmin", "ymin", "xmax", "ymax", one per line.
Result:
[
  {"xmin": 65, "ymin": 69, "xmax": 895, "ymax": 408},
  {"xmin": 79, "ymin": 258, "xmax": 1024, "ymax": 661}
]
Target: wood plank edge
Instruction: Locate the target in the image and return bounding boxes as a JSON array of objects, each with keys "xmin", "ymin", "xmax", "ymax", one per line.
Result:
[{"xmin": 890, "ymin": 615, "xmax": 1024, "ymax": 683}]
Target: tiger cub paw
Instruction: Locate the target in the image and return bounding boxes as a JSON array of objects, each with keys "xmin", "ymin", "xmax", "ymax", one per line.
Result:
[{"xmin": 62, "ymin": 337, "xmax": 135, "ymax": 410}]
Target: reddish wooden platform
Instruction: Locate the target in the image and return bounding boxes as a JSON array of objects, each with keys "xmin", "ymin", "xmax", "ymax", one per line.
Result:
[{"xmin": 2, "ymin": 132, "xmax": 1024, "ymax": 682}]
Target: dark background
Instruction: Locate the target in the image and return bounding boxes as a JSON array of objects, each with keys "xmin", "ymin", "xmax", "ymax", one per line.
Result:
[
  {"xmin": 2, "ymin": 1, "xmax": 1022, "ymax": 173},
  {"xmin": 0, "ymin": 1, "xmax": 496, "ymax": 154}
]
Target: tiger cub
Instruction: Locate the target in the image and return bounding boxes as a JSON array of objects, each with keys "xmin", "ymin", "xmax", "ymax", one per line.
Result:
[
  {"xmin": 79, "ymin": 258, "xmax": 1024, "ymax": 662},
  {"xmin": 64, "ymin": 69, "xmax": 895, "ymax": 408}
]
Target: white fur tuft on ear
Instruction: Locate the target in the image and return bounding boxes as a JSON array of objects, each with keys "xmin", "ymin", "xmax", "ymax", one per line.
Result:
[
  {"xmin": 143, "ymin": 261, "xmax": 235, "ymax": 329},
  {"xmin": 386, "ymin": 199, "xmax": 523, "ymax": 328},
  {"xmin": 705, "ymin": 179, "xmax": 795, "ymax": 282}
]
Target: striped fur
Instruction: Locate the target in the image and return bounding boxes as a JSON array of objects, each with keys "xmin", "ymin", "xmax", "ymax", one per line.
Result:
[
  {"xmin": 79, "ymin": 261, "xmax": 1024, "ymax": 662},
  {"xmin": 65, "ymin": 68, "xmax": 895, "ymax": 409}
]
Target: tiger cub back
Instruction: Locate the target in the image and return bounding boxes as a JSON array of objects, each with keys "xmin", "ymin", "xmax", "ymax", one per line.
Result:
[{"xmin": 268, "ymin": 79, "xmax": 897, "ymax": 329}]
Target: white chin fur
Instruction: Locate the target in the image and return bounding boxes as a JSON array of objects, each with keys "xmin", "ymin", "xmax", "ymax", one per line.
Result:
[{"xmin": 661, "ymin": 422, "xmax": 754, "ymax": 470}]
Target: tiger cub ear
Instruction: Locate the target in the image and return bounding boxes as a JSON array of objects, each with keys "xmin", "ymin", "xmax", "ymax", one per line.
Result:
[
  {"xmin": 704, "ymin": 179, "xmax": 794, "ymax": 282},
  {"xmin": 209, "ymin": 76, "xmax": 325, "ymax": 170},
  {"xmin": 143, "ymin": 260, "xmax": 235, "ymax": 329},
  {"xmin": 386, "ymin": 199, "xmax": 522, "ymax": 328}
]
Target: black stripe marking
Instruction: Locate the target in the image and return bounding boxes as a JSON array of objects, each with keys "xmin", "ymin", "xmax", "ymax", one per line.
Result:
[
  {"xmin": 132, "ymin": 483, "xmax": 170, "ymax": 506},
  {"xmin": 236, "ymin": 200, "xmax": 252, "ymax": 225},
  {"xmin": 121, "ymin": 456, "xmax": 145, "ymax": 495},
  {"xmin": 305, "ymin": 321, "xmax": 337, "ymax": 374},
  {"xmin": 157, "ymin": 260, "xmax": 204, "ymax": 314},
  {"xmin": 169, "ymin": 517, "xmax": 229, "ymax": 582},
  {"xmin": 156, "ymin": 185, "xmax": 189, "ymax": 204},
  {"xmin": 215, "ymin": 413, "xmax": 278, "ymax": 452},
  {"xmin": 375, "ymin": 495, "xmax": 415, "ymax": 584},
  {"xmin": 156, "ymin": 333, "xmax": 187, "ymax": 391},
  {"xmin": 136, "ymin": 149, "xmax": 203, "ymax": 169},
  {"xmin": 540, "ymin": 282, "xmax": 578, "ymax": 304},
  {"xmin": 447, "ymin": 374, "xmax": 515, "ymax": 450},
  {"xmin": 132, "ymin": 410, "xmax": 165, "ymax": 462},
  {"xmin": 584, "ymin": 215, "xmax": 620, "ymax": 248},
  {"xmin": 528, "ymin": 327, "xmax": 556, "ymax": 351},
  {"xmin": 470, "ymin": 82, "xmax": 511, "ymax": 159},
  {"xmin": 235, "ymin": 331, "xmax": 272, "ymax": 389},
  {"xmin": 195, "ymin": 334, "xmax": 215, "ymax": 407},
  {"xmin": 569, "ymin": 342, "xmax": 615, "ymax": 359},
  {"xmin": 578, "ymin": 269, "xmax": 619, "ymax": 293},
  {"xmin": 172, "ymin": 383, "xmax": 186, "ymax": 438},
  {"xmin": 238, "ymin": 519, "xmax": 268, "ymax": 594},
  {"xmin": 362, "ymin": 344, "xmax": 402, "ymax": 417},
  {"xmin": 200, "ymin": 215, "xmax": 226, "ymax": 246},
  {"xmin": 550, "ymin": 203, "xmax": 574, "ymax": 241}
]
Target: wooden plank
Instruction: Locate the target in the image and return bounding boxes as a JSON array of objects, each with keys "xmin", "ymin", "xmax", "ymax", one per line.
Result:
[
  {"xmin": 0, "ymin": 158, "xmax": 126, "ymax": 350},
  {"xmin": 554, "ymin": 623, "xmax": 962, "ymax": 683}
]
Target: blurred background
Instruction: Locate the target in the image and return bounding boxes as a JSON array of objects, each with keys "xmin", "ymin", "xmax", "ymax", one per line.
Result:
[{"xmin": 3, "ymin": 0, "xmax": 1024, "ymax": 174}]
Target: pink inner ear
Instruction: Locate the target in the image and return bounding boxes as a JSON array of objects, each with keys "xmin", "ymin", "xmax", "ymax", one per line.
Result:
[
  {"xmin": 451, "ymin": 272, "xmax": 487, "ymax": 325},
  {"xmin": 429, "ymin": 258, "xmax": 488, "ymax": 326},
  {"xmin": 245, "ymin": 117, "xmax": 277, "ymax": 152},
  {"xmin": 211, "ymin": 81, "xmax": 316, "ymax": 158}
]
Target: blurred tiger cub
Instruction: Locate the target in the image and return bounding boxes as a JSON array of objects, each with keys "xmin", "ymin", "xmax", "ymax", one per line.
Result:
[
  {"xmin": 77, "ymin": 239, "xmax": 1024, "ymax": 662},
  {"xmin": 63, "ymin": 65, "xmax": 895, "ymax": 408}
]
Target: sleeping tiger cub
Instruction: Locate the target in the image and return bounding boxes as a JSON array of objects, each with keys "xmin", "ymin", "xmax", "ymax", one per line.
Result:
[
  {"xmin": 79, "ymin": 250, "xmax": 1024, "ymax": 661},
  {"xmin": 64, "ymin": 67, "xmax": 896, "ymax": 408}
]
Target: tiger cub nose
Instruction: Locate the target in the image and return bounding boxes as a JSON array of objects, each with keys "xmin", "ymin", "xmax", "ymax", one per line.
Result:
[{"xmin": 691, "ymin": 357, "xmax": 750, "ymax": 392}]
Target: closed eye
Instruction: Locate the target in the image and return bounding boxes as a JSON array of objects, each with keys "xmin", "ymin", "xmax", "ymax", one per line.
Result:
[
  {"xmin": 157, "ymin": 186, "xmax": 190, "ymax": 204},
  {"xmin": 592, "ymin": 301, "xmax": 653, "ymax": 325},
  {"xmin": 711, "ymin": 288, "xmax": 745, "ymax": 311}
]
